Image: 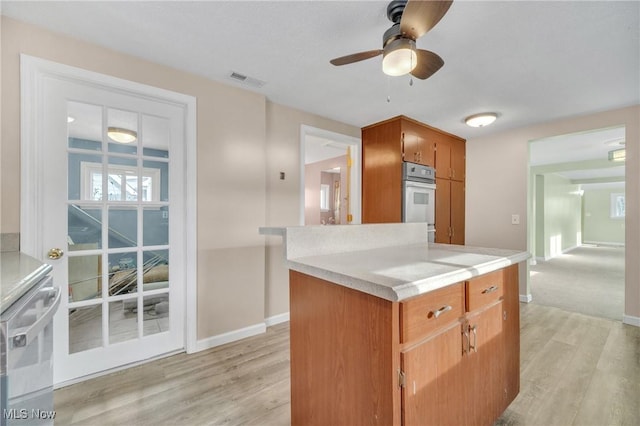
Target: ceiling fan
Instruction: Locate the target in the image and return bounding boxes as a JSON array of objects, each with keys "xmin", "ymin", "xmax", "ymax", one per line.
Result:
[{"xmin": 330, "ymin": 0, "xmax": 453, "ymax": 80}]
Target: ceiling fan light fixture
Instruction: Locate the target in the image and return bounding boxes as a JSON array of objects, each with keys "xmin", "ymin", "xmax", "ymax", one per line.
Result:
[
  {"xmin": 107, "ymin": 126, "xmax": 137, "ymax": 144},
  {"xmin": 465, "ymin": 112, "xmax": 498, "ymax": 128},
  {"xmin": 608, "ymin": 148, "xmax": 626, "ymax": 162},
  {"xmin": 382, "ymin": 38, "xmax": 417, "ymax": 76}
]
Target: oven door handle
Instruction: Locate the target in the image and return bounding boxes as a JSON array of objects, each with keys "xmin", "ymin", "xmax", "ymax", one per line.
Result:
[{"xmin": 10, "ymin": 287, "xmax": 61, "ymax": 349}]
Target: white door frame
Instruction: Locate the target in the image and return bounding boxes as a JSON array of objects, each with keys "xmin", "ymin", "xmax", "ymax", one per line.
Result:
[
  {"xmin": 19, "ymin": 55, "xmax": 198, "ymax": 366},
  {"xmin": 299, "ymin": 125, "xmax": 362, "ymax": 225}
]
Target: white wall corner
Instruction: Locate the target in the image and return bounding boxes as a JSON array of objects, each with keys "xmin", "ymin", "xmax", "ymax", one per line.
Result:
[
  {"xmin": 622, "ymin": 315, "xmax": 640, "ymax": 327},
  {"xmin": 265, "ymin": 312, "xmax": 290, "ymax": 327},
  {"xmin": 519, "ymin": 294, "xmax": 533, "ymax": 303}
]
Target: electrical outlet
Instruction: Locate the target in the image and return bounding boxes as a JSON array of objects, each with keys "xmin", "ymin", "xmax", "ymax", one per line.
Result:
[{"xmin": 511, "ymin": 214, "xmax": 520, "ymax": 225}]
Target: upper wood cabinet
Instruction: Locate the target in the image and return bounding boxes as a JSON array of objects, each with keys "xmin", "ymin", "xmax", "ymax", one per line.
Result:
[
  {"xmin": 435, "ymin": 134, "xmax": 466, "ymax": 181},
  {"xmin": 362, "ymin": 115, "xmax": 466, "ymax": 226}
]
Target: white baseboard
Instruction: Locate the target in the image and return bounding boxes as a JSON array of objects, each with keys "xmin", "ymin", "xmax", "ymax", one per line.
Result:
[
  {"xmin": 265, "ymin": 312, "xmax": 290, "ymax": 327},
  {"xmin": 195, "ymin": 322, "xmax": 267, "ymax": 353},
  {"xmin": 194, "ymin": 313, "xmax": 291, "ymax": 353},
  {"xmin": 623, "ymin": 315, "xmax": 640, "ymax": 327},
  {"xmin": 519, "ymin": 294, "xmax": 533, "ymax": 303},
  {"xmin": 583, "ymin": 241, "xmax": 625, "ymax": 247}
]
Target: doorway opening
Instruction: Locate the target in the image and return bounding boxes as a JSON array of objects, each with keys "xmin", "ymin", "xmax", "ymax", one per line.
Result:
[
  {"xmin": 528, "ymin": 125, "xmax": 625, "ymax": 320},
  {"xmin": 300, "ymin": 126, "xmax": 361, "ymax": 225}
]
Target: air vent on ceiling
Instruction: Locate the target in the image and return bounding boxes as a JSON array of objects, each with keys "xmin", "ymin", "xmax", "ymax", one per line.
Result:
[{"xmin": 228, "ymin": 71, "xmax": 266, "ymax": 89}]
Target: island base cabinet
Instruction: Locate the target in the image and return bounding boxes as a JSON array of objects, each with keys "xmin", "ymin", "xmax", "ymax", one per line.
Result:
[
  {"xmin": 289, "ymin": 271, "xmax": 401, "ymax": 426},
  {"xmin": 288, "ymin": 265, "xmax": 520, "ymax": 426},
  {"xmin": 401, "ymin": 323, "xmax": 465, "ymax": 426},
  {"xmin": 463, "ymin": 302, "xmax": 506, "ymax": 426}
]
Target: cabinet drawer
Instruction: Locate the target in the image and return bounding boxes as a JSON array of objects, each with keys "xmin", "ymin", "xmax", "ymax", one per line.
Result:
[
  {"xmin": 400, "ymin": 282, "xmax": 464, "ymax": 344},
  {"xmin": 465, "ymin": 270, "xmax": 504, "ymax": 312}
]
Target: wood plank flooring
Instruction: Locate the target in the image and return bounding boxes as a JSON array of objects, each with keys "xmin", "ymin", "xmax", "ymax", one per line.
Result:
[{"xmin": 54, "ymin": 303, "xmax": 640, "ymax": 425}]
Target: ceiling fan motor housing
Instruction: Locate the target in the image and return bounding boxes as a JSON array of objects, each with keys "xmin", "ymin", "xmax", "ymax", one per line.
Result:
[{"xmin": 387, "ymin": 0, "xmax": 407, "ymax": 24}]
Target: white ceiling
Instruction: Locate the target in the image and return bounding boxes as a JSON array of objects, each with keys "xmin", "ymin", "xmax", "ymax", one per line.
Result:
[{"xmin": 3, "ymin": 0, "xmax": 638, "ymax": 177}]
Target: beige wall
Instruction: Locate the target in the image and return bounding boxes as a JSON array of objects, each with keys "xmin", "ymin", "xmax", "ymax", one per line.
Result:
[
  {"xmin": 264, "ymin": 103, "xmax": 359, "ymax": 318},
  {"xmin": 0, "ymin": 17, "xmax": 359, "ymax": 340},
  {"xmin": 466, "ymin": 105, "xmax": 640, "ymax": 320}
]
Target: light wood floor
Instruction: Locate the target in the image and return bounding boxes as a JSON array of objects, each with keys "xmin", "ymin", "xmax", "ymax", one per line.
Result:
[{"xmin": 54, "ymin": 303, "xmax": 640, "ymax": 425}]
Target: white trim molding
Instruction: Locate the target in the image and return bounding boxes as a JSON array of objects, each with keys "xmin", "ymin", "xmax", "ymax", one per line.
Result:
[
  {"xmin": 195, "ymin": 323, "xmax": 267, "ymax": 353},
  {"xmin": 265, "ymin": 312, "xmax": 290, "ymax": 327},
  {"xmin": 520, "ymin": 294, "xmax": 533, "ymax": 303},
  {"xmin": 622, "ymin": 315, "xmax": 640, "ymax": 327}
]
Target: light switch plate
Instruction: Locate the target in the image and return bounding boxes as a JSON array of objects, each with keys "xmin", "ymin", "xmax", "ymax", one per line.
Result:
[{"xmin": 511, "ymin": 214, "xmax": 520, "ymax": 225}]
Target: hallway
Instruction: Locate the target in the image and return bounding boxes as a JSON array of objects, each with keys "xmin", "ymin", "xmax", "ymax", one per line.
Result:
[{"xmin": 530, "ymin": 245, "xmax": 625, "ymax": 321}]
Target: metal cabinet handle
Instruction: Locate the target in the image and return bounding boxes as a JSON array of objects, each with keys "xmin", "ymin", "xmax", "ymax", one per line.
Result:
[
  {"xmin": 482, "ymin": 285, "xmax": 499, "ymax": 294},
  {"xmin": 470, "ymin": 325, "xmax": 477, "ymax": 353},
  {"xmin": 431, "ymin": 305, "xmax": 452, "ymax": 319},
  {"xmin": 462, "ymin": 328, "xmax": 470, "ymax": 354},
  {"xmin": 10, "ymin": 287, "xmax": 61, "ymax": 348}
]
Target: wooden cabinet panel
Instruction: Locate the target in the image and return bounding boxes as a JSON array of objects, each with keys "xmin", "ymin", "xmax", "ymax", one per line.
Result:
[
  {"xmin": 402, "ymin": 322, "xmax": 465, "ymax": 426},
  {"xmin": 466, "ymin": 269, "xmax": 504, "ymax": 312},
  {"xmin": 464, "ymin": 302, "xmax": 506, "ymax": 426},
  {"xmin": 400, "ymin": 282, "xmax": 464, "ymax": 344},
  {"xmin": 450, "ymin": 138, "xmax": 466, "ymax": 182},
  {"xmin": 434, "ymin": 135, "xmax": 451, "ymax": 179},
  {"xmin": 362, "ymin": 121, "xmax": 403, "ymax": 223},
  {"xmin": 289, "ymin": 271, "xmax": 400, "ymax": 426},
  {"xmin": 502, "ymin": 265, "xmax": 521, "ymax": 411},
  {"xmin": 435, "ymin": 178, "xmax": 451, "ymax": 244},
  {"xmin": 450, "ymin": 180, "xmax": 465, "ymax": 245},
  {"xmin": 402, "ymin": 119, "xmax": 435, "ymax": 167}
]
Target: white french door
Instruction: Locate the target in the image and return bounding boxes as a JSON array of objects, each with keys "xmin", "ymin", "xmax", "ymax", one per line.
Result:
[{"xmin": 21, "ymin": 56, "xmax": 195, "ymax": 384}]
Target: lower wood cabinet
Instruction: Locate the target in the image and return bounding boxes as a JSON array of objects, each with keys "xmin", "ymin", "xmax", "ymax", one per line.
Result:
[{"xmin": 289, "ymin": 264, "xmax": 520, "ymax": 426}]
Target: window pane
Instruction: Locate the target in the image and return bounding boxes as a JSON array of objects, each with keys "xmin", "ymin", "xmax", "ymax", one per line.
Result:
[
  {"xmin": 70, "ymin": 154, "xmax": 102, "ymax": 201},
  {"xmin": 107, "ymin": 108, "xmax": 138, "ymax": 154},
  {"xmin": 107, "ymin": 157, "xmax": 137, "ymax": 201},
  {"xmin": 67, "ymin": 101, "xmax": 102, "ymax": 151},
  {"xmin": 109, "ymin": 299, "xmax": 138, "ymax": 344},
  {"xmin": 68, "ymin": 205, "xmax": 102, "ymax": 251},
  {"xmin": 144, "ymin": 208, "xmax": 168, "ymax": 246},
  {"xmin": 142, "ymin": 114, "xmax": 169, "ymax": 158},
  {"xmin": 143, "ymin": 160, "xmax": 168, "ymax": 202},
  {"xmin": 68, "ymin": 255, "xmax": 102, "ymax": 302},
  {"xmin": 69, "ymin": 305, "xmax": 102, "ymax": 354},
  {"xmin": 108, "ymin": 253, "xmax": 138, "ymax": 296},
  {"xmin": 142, "ymin": 250, "xmax": 169, "ymax": 293},
  {"xmin": 108, "ymin": 207, "xmax": 137, "ymax": 248},
  {"xmin": 143, "ymin": 293, "xmax": 169, "ymax": 336}
]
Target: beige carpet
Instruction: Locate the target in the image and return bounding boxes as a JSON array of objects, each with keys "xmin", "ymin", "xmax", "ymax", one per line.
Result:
[{"xmin": 530, "ymin": 245, "xmax": 625, "ymax": 321}]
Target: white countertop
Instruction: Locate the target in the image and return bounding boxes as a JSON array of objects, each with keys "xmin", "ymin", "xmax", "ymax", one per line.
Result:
[
  {"xmin": 260, "ymin": 224, "xmax": 530, "ymax": 302},
  {"xmin": 1, "ymin": 252, "xmax": 52, "ymax": 314}
]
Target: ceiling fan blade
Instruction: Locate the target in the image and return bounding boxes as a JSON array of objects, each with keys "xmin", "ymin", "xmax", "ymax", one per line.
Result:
[
  {"xmin": 400, "ymin": 0, "xmax": 453, "ymax": 40},
  {"xmin": 411, "ymin": 49, "xmax": 444, "ymax": 80},
  {"xmin": 330, "ymin": 50, "xmax": 383, "ymax": 66}
]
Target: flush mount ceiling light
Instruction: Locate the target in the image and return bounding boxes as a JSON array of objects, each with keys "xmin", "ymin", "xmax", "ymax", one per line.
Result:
[
  {"xmin": 382, "ymin": 38, "xmax": 417, "ymax": 76},
  {"xmin": 107, "ymin": 127, "xmax": 137, "ymax": 144},
  {"xmin": 465, "ymin": 112, "xmax": 498, "ymax": 128},
  {"xmin": 608, "ymin": 148, "xmax": 626, "ymax": 162}
]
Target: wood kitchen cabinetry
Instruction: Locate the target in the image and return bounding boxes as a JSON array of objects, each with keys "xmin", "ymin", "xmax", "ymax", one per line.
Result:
[
  {"xmin": 289, "ymin": 264, "xmax": 520, "ymax": 426},
  {"xmin": 362, "ymin": 116, "xmax": 465, "ymax": 245}
]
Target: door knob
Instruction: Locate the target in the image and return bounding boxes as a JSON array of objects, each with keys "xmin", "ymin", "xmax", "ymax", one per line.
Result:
[{"xmin": 47, "ymin": 248, "xmax": 64, "ymax": 260}]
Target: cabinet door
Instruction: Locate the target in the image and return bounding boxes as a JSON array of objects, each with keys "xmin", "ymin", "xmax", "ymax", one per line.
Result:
[
  {"xmin": 362, "ymin": 121, "xmax": 403, "ymax": 223},
  {"xmin": 464, "ymin": 302, "xmax": 505, "ymax": 426},
  {"xmin": 402, "ymin": 119, "xmax": 435, "ymax": 167},
  {"xmin": 502, "ymin": 265, "xmax": 520, "ymax": 411},
  {"xmin": 434, "ymin": 136, "xmax": 451, "ymax": 179},
  {"xmin": 450, "ymin": 180, "xmax": 465, "ymax": 245},
  {"xmin": 450, "ymin": 138, "xmax": 466, "ymax": 182},
  {"xmin": 435, "ymin": 178, "xmax": 451, "ymax": 244},
  {"xmin": 402, "ymin": 323, "xmax": 465, "ymax": 426}
]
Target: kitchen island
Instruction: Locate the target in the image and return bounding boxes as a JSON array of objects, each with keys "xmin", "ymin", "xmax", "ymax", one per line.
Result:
[{"xmin": 261, "ymin": 223, "xmax": 530, "ymax": 426}]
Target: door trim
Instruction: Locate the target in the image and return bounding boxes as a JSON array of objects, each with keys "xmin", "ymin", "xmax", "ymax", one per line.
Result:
[{"xmin": 19, "ymin": 54, "xmax": 198, "ymax": 356}]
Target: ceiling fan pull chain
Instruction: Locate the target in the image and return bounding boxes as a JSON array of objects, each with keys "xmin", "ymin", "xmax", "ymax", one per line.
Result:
[{"xmin": 387, "ymin": 76, "xmax": 391, "ymax": 103}]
